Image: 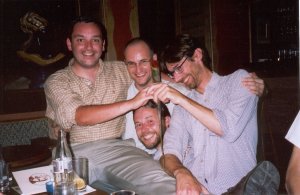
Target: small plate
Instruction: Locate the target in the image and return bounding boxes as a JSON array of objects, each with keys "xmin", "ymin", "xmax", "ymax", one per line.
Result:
[{"xmin": 28, "ymin": 173, "xmax": 51, "ymax": 185}]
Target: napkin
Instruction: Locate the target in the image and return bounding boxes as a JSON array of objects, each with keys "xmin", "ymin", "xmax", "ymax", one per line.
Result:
[{"xmin": 12, "ymin": 165, "xmax": 96, "ymax": 194}]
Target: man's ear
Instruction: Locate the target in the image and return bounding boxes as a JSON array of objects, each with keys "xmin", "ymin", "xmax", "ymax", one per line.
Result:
[
  {"xmin": 165, "ymin": 116, "xmax": 171, "ymax": 128},
  {"xmin": 193, "ymin": 48, "xmax": 203, "ymax": 62},
  {"xmin": 66, "ymin": 38, "xmax": 72, "ymax": 51},
  {"xmin": 153, "ymin": 53, "xmax": 158, "ymax": 61}
]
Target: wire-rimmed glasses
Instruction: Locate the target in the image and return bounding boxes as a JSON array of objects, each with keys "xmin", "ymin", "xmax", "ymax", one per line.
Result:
[{"xmin": 167, "ymin": 56, "xmax": 188, "ymax": 78}]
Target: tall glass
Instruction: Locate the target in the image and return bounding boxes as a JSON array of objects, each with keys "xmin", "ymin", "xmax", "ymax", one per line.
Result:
[{"xmin": 72, "ymin": 157, "xmax": 88, "ymax": 191}]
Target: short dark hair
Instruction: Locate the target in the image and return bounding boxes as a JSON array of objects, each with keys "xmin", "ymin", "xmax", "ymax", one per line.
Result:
[
  {"xmin": 67, "ymin": 16, "xmax": 107, "ymax": 42},
  {"xmin": 160, "ymin": 34, "xmax": 212, "ymax": 71},
  {"xmin": 133, "ymin": 100, "xmax": 170, "ymax": 119},
  {"xmin": 124, "ymin": 37, "xmax": 155, "ymax": 57}
]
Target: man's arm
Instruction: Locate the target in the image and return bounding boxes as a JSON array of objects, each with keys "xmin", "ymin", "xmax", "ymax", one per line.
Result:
[
  {"xmin": 160, "ymin": 154, "xmax": 209, "ymax": 194},
  {"xmin": 45, "ymin": 75, "xmax": 152, "ymax": 129},
  {"xmin": 76, "ymin": 89, "xmax": 151, "ymax": 125},
  {"xmin": 286, "ymin": 145, "xmax": 300, "ymax": 194},
  {"xmin": 148, "ymin": 71, "xmax": 258, "ymax": 138},
  {"xmin": 75, "ymin": 87, "xmax": 151, "ymax": 125},
  {"xmin": 147, "ymin": 84, "xmax": 223, "ymax": 135}
]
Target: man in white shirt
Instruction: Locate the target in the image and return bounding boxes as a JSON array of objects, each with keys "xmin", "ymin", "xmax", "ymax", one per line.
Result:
[{"xmin": 285, "ymin": 110, "xmax": 300, "ymax": 194}]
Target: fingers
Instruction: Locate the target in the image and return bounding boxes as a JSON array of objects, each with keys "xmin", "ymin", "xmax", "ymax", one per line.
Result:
[
  {"xmin": 146, "ymin": 83, "xmax": 169, "ymax": 103},
  {"xmin": 132, "ymin": 88, "xmax": 154, "ymax": 109},
  {"xmin": 54, "ymin": 127, "xmax": 60, "ymax": 139},
  {"xmin": 248, "ymin": 72, "xmax": 257, "ymax": 78},
  {"xmin": 242, "ymin": 73, "xmax": 265, "ymax": 97},
  {"xmin": 243, "ymin": 72, "xmax": 260, "ymax": 82},
  {"xmin": 200, "ymin": 185, "xmax": 210, "ymax": 195}
]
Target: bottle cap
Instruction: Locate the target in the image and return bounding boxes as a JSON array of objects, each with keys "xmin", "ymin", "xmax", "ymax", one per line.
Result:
[{"xmin": 46, "ymin": 181, "xmax": 54, "ymax": 193}]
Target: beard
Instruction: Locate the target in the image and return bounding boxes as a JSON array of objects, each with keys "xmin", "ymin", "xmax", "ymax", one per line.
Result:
[
  {"xmin": 135, "ymin": 75, "xmax": 152, "ymax": 89},
  {"xmin": 142, "ymin": 134, "xmax": 161, "ymax": 149},
  {"xmin": 182, "ymin": 74, "xmax": 198, "ymax": 89}
]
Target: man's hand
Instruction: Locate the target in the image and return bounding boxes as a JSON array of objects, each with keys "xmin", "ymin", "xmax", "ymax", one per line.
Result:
[
  {"xmin": 130, "ymin": 87, "xmax": 153, "ymax": 110},
  {"xmin": 146, "ymin": 83, "xmax": 186, "ymax": 105},
  {"xmin": 48, "ymin": 119, "xmax": 60, "ymax": 139},
  {"xmin": 174, "ymin": 168, "xmax": 210, "ymax": 195},
  {"xmin": 242, "ymin": 72, "xmax": 265, "ymax": 97}
]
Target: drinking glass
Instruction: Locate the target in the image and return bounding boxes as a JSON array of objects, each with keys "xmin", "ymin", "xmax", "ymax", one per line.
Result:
[
  {"xmin": 72, "ymin": 157, "xmax": 89, "ymax": 191},
  {"xmin": 0, "ymin": 161, "xmax": 10, "ymax": 193},
  {"xmin": 54, "ymin": 182, "xmax": 77, "ymax": 195}
]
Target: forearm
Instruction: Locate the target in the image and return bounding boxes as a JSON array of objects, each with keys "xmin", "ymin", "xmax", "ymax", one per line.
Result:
[
  {"xmin": 286, "ymin": 175, "xmax": 300, "ymax": 194},
  {"xmin": 160, "ymin": 154, "xmax": 189, "ymax": 177},
  {"xmin": 286, "ymin": 146, "xmax": 300, "ymax": 194},
  {"xmin": 75, "ymin": 99, "xmax": 134, "ymax": 125},
  {"xmin": 160, "ymin": 154, "xmax": 205, "ymax": 194},
  {"xmin": 179, "ymin": 96, "xmax": 223, "ymax": 136}
]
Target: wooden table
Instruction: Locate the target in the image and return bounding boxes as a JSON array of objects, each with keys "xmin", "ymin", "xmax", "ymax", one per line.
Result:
[
  {"xmin": 8, "ymin": 187, "xmax": 108, "ymax": 195},
  {"xmin": 3, "ymin": 143, "xmax": 108, "ymax": 195},
  {"xmin": 3, "ymin": 144, "xmax": 52, "ymax": 171},
  {"xmin": 34, "ymin": 189, "xmax": 109, "ymax": 195}
]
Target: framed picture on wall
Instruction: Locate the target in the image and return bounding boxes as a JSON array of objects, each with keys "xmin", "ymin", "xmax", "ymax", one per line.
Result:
[
  {"xmin": 2, "ymin": 0, "xmax": 77, "ymax": 91},
  {"xmin": 0, "ymin": 0, "xmax": 78, "ymax": 113}
]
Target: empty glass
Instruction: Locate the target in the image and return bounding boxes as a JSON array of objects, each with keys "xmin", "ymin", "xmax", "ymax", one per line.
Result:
[
  {"xmin": 0, "ymin": 161, "xmax": 10, "ymax": 193},
  {"xmin": 54, "ymin": 182, "xmax": 77, "ymax": 195}
]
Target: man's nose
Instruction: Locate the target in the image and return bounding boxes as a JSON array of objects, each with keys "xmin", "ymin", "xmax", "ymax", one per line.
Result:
[
  {"xmin": 173, "ymin": 73, "xmax": 181, "ymax": 83},
  {"xmin": 85, "ymin": 41, "xmax": 93, "ymax": 49},
  {"xmin": 141, "ymin": 123, "xmax": 150, "ymax": 132},
  {"xmin": 136, "ymin": 64, "xmax": 143, "ymax": 73}
]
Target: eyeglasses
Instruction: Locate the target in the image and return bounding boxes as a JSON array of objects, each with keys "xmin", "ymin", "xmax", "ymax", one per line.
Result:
[{"xmin": 168, "ymin": 57, "xmax": 188, "ymax": 78}]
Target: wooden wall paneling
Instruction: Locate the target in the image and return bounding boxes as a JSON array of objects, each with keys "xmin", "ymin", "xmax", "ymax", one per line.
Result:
[
  {"xmin": 0, "ymin": 110, "xmax": 45, "ymax": 122},
  {"xmin": 175, "ymin": 0, "xmax": 213, "ymax": 70},
  {"xmin": 3, "ymin": 89, "xmax": 46, "ymax": 114},
  {"xmin": 137, "ymin": 0, "xmax": 176, "ymax": 55},
  {"xmin": 0, "ymin": 0, "xmax": 4, "ymax": 113},
  {"xmin": 211, "ymin": 0, "xmax": 251, "ymax": 74}
]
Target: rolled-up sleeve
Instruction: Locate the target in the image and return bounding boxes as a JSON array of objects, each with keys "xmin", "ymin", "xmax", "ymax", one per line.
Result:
[
  {"xmin": 163, "ymin": 105, "xmax": 187, "ymax": 161},
  {"xmin": 213, "ymin": 70, "xmax": 258, "ymax": 142}
]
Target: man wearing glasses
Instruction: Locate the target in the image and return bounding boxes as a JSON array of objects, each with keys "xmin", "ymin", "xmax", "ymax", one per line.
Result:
[
  {"xmin": 122, "ymin": 38, "xmax": 190, "ymax": 154},
  {"xmin": 146, "ymin": 34, "xmax": 280, "ymax": 194},
  {"xmin": 122, "ymin": 37, "xmax": 265, "ymax": 158}
]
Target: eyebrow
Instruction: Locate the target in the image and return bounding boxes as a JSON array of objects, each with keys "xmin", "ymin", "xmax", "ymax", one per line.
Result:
[
  {"xmin": 144, "ymin": 116, "xmax": 154, "ymax": 120},
  {"xmin": 72, "ymin": 34, "xmax": 102, "ymax": 39}
]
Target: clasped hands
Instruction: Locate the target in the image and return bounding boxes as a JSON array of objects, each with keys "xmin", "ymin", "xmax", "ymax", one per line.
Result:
[{"xmin": 132, "ymin": 83, "xmax": 182, "ymax": 110}]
